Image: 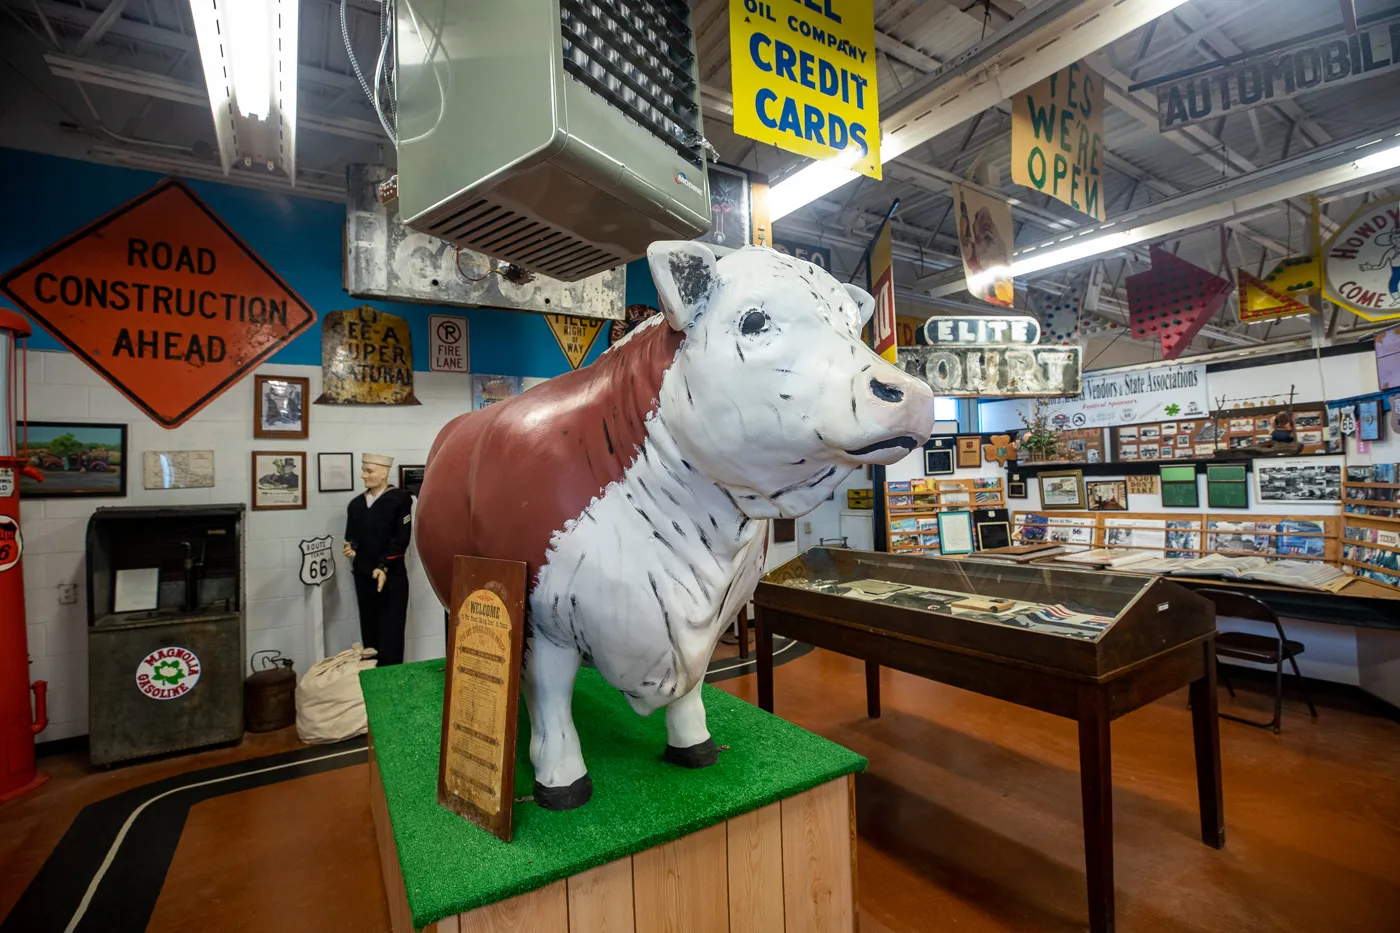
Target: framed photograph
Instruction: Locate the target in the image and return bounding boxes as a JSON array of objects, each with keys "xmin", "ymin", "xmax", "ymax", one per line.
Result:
[
  {"xmin": 1086, "ymin": 480, "xmax": 1128, "ymax": 511},
  {"xmin": 1119, "ymin": 426, "xmax": 1139, "ymax": 440},
  {"xmin": 1039, "ymin": 470, "xmax": 1085, "ymax": 510},
  {"xmin": 1255, "ymin": 457, "xmax": 1342, "ymax": 502},
  {"xmin": 1007, "ymin": 480, "xmax": 1028, "ymax": 499},
  {"xmin": 1294, "ymin": 411, "xmax": 1323, "ymax": 428},
  {"xmin": 1120, "ymin": 444, "xmax": 1139, "ymax": 461},
  {"xmin": 1161, "ymin": 422, "xmax": 1177, "ymax": 434},
  {"xmin": 318, "ymin": 452, "xmax": 356, "ymax": 492},
  {"xmin": 956, "ymin": 436, "xmax": 982, "ymax": 468},
  {"xmin": 975, "ymin": 521, "xmax": 1012, "ymax": 550},
  {"xmin": 251, "ymin": 451, "xmax": 307, "ymax": 510},
  {"xmin": 17, "ymin": 421, "xmax": 127, "ymax": 499},
  {"xmin": 1140, "ymin": 444, "xmax": 1159, "ymax": 459},
  {"xmin": 936, "ymin": 510, "xmax": 976, "ymax": 555},
  {"xmin": 254, "ymin": 375, "xmax": 310, "ymax": 439},
  {"xmin": 1140, "ymin": 426, "xmax": 1161, "ymax": 439},
  {"xmin": 697, "ymin": 163, "xmax": 752, "ymax": 248},
  {"xmin": 924, "ymin": 447, "xmax": 955, "ymax": 475},
  {"xmin": 399, "ymin": 464, "xmax": 426, "ymax": 498}
]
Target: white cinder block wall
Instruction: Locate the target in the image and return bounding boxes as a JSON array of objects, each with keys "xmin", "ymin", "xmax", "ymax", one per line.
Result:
[{"xmin": 23, "ymin": 349, "xmax": 548, "ymax": 742}]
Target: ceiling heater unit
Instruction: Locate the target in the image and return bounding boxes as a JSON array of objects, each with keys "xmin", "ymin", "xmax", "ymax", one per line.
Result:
[{"xmin": 393, "ymin": 0, "xmax": 711, "ymax": 281}]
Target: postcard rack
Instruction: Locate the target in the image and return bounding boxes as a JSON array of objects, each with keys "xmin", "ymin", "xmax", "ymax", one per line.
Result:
[
  {"xmin": 887, "ymin": 478, "xmax": 1005, "ymax": 557},
  {"xmin": 1011, "ymin": 510, "xmax": 1341, "ymax": 563},
  {"xmin": 1340, "ymin": 511, "xmax": 1400, "ymax": 592},
  {"xmin": 1342, "ymin": 478, "xmax": 1400, "ymax": 523}
]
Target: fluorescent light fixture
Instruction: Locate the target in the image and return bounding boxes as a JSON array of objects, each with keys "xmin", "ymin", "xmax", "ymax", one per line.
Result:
[
  {"xmin": 229, "ymin": 0, "xmax": 273, "ymax": 119},
  {"xmin": 1355, "ymin": 141, "xmax": 1400, "ymax": 175},
  {"xmin": 767, "ymin": 0, "xmax": 1192, "ymax": 222},
  {"xmin": 188, "ymin": 0, "xmax": 298, "ymax": 182}
]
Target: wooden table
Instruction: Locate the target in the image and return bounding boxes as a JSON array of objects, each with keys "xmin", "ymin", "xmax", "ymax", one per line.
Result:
[{"xmin": 754, "ymin": 556, "xmax": 1225, "ymax": 933}]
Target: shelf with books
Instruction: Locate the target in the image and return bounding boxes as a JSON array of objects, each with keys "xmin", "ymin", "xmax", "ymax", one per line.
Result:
[{"xmin": 887, "ymin": 479, "xmax": 1006, "ymax": 557}]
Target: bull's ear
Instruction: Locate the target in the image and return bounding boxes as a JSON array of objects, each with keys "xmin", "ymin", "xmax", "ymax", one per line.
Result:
[
  {"xmin": 647, "ymin": 241, "xmax": 717, "ymax": 331},
  {"xmin": 844, "ymin": 284, "xmax": 876, "ymax": 330}
]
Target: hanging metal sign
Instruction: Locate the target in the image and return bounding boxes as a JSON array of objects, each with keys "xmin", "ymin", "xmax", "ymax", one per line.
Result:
[
  {"xmin": 727, "ymin": 0, "xmax": 881, "ymax": 179},
  {"xmin": 917, "ymin": 316, "xmax": 1041, "ymax": 346},
  {"xmin": 1324, "ymin": 202, "xmax": 1400, "ymax": 323},
  {"xmin": 897, "ymin": 345, "xmax": 1081, "ymax": 398},
  {"xmin": 1150, "ymin": 15, "xmax": 1400, "ymax": 131},
  {"xmin": 0, "ymin": 179, "xmax": 316, "ymax": 428},
  {"xmin": 1011, "ymin": 62, "xmax": 1106, "ymax": 222}
]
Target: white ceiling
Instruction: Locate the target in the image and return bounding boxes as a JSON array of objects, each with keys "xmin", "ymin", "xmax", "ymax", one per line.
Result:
[{"xmin": 3, "ymin": 0, "xmax": 1400, "ymax": 366}]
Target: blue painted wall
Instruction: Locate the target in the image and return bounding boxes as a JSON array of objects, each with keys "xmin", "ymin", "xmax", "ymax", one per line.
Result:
[{"xmin": 0, "ymin": 148, "xmax": 656, "ymax": 377}]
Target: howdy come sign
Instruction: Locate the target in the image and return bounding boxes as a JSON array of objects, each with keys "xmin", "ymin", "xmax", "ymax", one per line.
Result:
[
  {"xmin": 1325, "ymin": 203, "xmax": 1400, "ymax": 322},
  {"xmin": 0, "ymin": 180, "xmax": 316, "ymax": 427}
]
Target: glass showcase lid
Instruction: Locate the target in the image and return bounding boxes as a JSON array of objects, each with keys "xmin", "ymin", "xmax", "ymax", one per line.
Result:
[{"xmin": 759, "ymin": 547, "xmax": 1151, "ymax": 643}]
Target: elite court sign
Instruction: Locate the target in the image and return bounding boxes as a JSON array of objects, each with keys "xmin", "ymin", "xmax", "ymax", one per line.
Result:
[{"xmin": 0, "ymin": 179, "xmax": 316, "ymax": 427}]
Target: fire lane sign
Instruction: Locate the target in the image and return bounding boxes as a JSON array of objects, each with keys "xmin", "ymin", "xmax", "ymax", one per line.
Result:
[
  {"xmin": 429, "ymin": 314, "xmax": 469, "ymax": 373},
  {"xmin": 0, "ymin": 179, "xmax": 317, "ymax": 428}
]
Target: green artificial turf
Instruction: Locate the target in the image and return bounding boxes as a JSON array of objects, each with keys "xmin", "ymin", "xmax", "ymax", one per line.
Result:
[{"xmin": 361, "ymin": 660, "xmax": 866, "ymax": 927}]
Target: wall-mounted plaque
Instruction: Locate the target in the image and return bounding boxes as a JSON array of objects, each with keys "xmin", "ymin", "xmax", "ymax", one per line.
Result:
[{"xmin": 439, "ymin": 555, "xmax": 526, "ymax": 841}]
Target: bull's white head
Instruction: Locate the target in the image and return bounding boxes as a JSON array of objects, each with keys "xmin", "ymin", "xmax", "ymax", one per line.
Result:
[{"xmin": 648, "ymin": 241, "xmax": 936, "ymax": 520}]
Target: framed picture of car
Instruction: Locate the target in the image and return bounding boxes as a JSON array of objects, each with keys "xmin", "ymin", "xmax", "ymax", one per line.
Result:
[{"xmin": 17, "ymin": 421, "xmax": 127, "ymax": 499}]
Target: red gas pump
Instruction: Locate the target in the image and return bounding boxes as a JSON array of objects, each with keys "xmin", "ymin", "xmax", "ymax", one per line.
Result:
[{"xmin": 0, "ymin": 307, "xmax": 47, "ymax": 802}]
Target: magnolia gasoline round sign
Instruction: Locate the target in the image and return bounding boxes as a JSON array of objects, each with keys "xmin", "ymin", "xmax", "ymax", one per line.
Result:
[{"xmin": 135, "ymin": 646, "xmax": 202, "ymax": 700}]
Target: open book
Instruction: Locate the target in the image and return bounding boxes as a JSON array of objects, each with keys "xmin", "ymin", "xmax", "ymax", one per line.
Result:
[
  {"xmin": 1052, "ymin": 549, "xmax": 1159, "ymax": 569},
  {"xmin": 1122, "ymin": 555, "xmax": 1347, "ymax": 589}
]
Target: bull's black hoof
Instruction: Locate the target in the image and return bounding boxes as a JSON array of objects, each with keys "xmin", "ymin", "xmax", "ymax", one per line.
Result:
[
  {"xmin": 534, "ymin": 774, "xmax": 592, "ymax": 810},
  {"xmin": 664, "ymin": 737, "xmax": 720, "ymax": 768}
]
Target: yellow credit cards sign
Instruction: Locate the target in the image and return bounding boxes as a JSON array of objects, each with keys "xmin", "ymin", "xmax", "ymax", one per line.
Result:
[{"xmin": 729, "ymin": 0, "xmax": 881, "ymax": 179}]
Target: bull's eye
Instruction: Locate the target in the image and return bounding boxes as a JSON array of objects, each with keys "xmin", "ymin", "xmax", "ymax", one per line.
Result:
[{"xmin": 740, "ymin": 309, "xmax": 769, "ymax": 336}]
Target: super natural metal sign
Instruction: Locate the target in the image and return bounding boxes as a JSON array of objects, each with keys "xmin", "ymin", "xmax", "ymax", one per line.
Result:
[
  {"xmin": 728, "ymin": 0, "xmax": 880, "ymax": 179},
  {"xmin": 1153, "ymin": 15, "xmax": 1400, "ymax": 131}
]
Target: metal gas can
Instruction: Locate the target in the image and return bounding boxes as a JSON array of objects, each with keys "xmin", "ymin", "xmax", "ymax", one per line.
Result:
[{"xmin": 244, "ymin": 650, "xmax": 296, "ymax": 733}]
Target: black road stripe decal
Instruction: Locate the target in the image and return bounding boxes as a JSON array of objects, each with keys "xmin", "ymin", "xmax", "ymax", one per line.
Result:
[{"xmin": 2, "ymin": 738, "xmax": 368, "ymax": 933}]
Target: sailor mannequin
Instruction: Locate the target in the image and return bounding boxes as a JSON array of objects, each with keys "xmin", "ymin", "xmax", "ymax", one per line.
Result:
[{"xmin": 343, "ymin": 453, "xmax": 413, "ymax": 665}]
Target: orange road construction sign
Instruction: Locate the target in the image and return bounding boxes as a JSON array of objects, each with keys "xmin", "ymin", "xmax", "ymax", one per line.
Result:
[{"xmin": 0, "ymin": 179, "xmax": 316, "ymax": 427}]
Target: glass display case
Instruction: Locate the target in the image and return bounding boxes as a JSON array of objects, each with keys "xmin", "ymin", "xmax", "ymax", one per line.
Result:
[
  {"xmin": 757, "ymin": 547, "xmax": 1214, "ymax": 678},
  {"xmin": 753, "ymin": 546, "xmax": 1225, "ymax": 933}
]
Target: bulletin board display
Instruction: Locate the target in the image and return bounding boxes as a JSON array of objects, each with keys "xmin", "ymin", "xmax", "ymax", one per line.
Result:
[{"xmin": 1112, "ymin": 405, "xmax": 1331, "ymax": 462}]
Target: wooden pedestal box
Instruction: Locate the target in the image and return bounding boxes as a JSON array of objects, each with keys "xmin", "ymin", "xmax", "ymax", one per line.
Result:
[{"xmin": 371, "ymin": 747, "xmax": 857, "ymax": 933}]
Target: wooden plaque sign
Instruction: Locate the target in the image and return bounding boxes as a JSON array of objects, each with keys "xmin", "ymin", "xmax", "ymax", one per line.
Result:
[{"xmin": 439, "ymin": 555, "xmax": 526, "ymax": 841}]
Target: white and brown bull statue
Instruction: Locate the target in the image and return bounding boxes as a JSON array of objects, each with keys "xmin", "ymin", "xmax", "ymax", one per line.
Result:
[{"xmin": 416, "ymin": 242, "xmax": 935, "ymax": 809}]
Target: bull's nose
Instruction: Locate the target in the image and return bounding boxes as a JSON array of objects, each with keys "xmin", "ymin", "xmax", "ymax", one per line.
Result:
[{"xmin": 869, "ymin": 378, "xmax": 904, "ymax": 403}]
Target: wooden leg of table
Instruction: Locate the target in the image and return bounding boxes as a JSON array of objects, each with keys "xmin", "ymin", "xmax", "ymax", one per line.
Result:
[
  {"xmin": 1190, "ymin": 638, "xmax": 1226, "ymax": 849},
  {"xmin": 737, "ymin": 606, "xmax": 749, "ymax": 660},
  {"xmin": 756, "ymin": 608, "xmax": 775, "ymax": 713},
  {"xmin": 864, "ymin": 661, "xmax": 881, "ymax": 719},
  {"xmin": 1078, "ymin": 696, "xmax": 1115, "ymax": 933}
]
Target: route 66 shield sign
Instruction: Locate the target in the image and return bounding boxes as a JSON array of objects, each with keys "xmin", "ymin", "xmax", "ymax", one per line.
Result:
[{"xmin": 299, "ymin": 535, "xmax": 336, "ymax": 586}]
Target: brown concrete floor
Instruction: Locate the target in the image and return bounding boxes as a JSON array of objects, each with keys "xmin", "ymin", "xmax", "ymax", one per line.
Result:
[{"xmin": 3, "ymin": 649, "xmax": 1399, "ymax": 932}]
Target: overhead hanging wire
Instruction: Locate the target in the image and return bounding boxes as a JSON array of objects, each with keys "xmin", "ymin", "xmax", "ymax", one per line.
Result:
[{"xmin": 341, "ymin": 0, "xmax": 398, "ymax": 144}]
